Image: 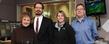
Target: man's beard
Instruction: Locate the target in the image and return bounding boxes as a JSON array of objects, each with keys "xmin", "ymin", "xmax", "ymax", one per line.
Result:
[
  {"xmin": 35, "ymin": 10, "xmax": 42, "ymax": 16},
  {"xmin": 36, "ymin": 13, "xmax": 42, "ymax": 16}
]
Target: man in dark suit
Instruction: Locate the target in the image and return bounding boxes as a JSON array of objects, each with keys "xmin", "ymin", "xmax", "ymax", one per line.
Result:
[{"xmin": 33, "ymin": 2, "xmax": 54, "ymax": 44}]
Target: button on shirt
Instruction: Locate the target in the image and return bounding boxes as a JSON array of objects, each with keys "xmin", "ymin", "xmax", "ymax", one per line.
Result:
[
  {"xmin": 34, "ymin": 15, "xmax": 43, "ymax": 32},
  {"xmin": 71, "ymin": 17, "xmax": 98, "ymax": 44}
]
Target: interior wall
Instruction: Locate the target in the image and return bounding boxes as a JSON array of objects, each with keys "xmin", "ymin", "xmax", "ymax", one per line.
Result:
[{"xmin": 0, "ymin": 0, "xmax": 16, "ymax": 21}]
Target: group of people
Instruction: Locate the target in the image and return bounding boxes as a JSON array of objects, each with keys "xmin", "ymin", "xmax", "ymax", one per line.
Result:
[{"xmin": 11, "ymin": 2, "xmax": 99, "ymax": 44}]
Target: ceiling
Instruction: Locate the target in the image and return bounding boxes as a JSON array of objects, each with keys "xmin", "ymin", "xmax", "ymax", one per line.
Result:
[{"xmin": 16, "ymin": 0, "xmax": 69, "ymax": 5}]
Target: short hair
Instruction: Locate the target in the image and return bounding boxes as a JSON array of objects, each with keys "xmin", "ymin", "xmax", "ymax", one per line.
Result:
[
  {"xmin": 34, "ymin": 2, "xmax": 44, "ymax": 9},
  {"xmin": 20, "ymin": 12, "xmax": 31, "ymax": 22},
  {"xmin": 76, "ymin": 3, "xmax": 85, "ymax": 9}
]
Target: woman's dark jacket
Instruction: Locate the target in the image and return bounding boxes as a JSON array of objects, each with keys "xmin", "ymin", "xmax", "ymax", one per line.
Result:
[
  {"xmin": 11, "ymin": 24, "xmax": 34, "ymax": 44},
  {"xmin": 53, "ymin": 22, "xmax": 76, "ymax": 44}
]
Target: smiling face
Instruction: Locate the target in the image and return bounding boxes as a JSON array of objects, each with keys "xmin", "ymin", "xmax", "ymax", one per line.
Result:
[
  {"xmin": 76, "ymin": 5, "xmax": 85, "ymax": 18},
  {"xmin": 34, "ymin": 3, "xmax": 43, "ymax": 16},
  {"xmin": 21, "ymin": 16, "xmax": 31, "ymax": 27},
  {"xmin": 57, "ymin": 13, "xmax": 65, "ymax": 23}
]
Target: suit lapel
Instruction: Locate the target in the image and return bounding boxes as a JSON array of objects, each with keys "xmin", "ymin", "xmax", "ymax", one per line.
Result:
[{"xmin": 38, "ymin": 17, "xmax": 46, "ymax": 34}]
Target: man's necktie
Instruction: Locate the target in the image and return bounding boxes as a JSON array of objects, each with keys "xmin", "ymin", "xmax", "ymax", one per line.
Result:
[{"xmin": 36, "ymin": 18, "xmax": 39, "ymax": 33}]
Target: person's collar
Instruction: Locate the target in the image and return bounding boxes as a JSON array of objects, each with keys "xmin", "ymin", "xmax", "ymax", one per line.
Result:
[
  {"xmin": 55, "ymin": 21, "xmax": 65, "ymax": 30},
  {"xmin": 20, "ymin": 24, "xmax": 31, "ymax": 30},
  {"xmin": 35, "ymin": 15, "xmax": 43, "ymax": 18},
  {"xmin": 57, "ymin": 21, "xmax": 65, "ymax": 27},
  {"xmin": 76, "ymin": 16, "xmax": 86, "ymax": 22}
]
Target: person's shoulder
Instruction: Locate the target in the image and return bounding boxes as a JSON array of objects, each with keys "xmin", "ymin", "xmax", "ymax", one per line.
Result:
[
  {"xmin": 43, "ymin": 17, "xmax": 52, "ymax": 22},
  {"xmin": 43, "ymin": 17, "xmax": 51, "ymax": 20},
  {"xmin": 13, "ymin": 27, "xmax": 21, "ymax": 32},
  {"xmin": 63, "ymin": 22, "xmax": 70, "ymax": 27},
  {"xmin": 65, "ymin": 22, "xmax": 69, "ymax": 25},
  {"xmin": 86, "ymin": 16, "xmax": 95, "ymax": 21},
  {"xmin": 86, "ymin": 16, "xmax": 96, "ymax": 23},
  {"xmin": 86, "ymin": 16, "xmax": 93, "ymax": 19}
]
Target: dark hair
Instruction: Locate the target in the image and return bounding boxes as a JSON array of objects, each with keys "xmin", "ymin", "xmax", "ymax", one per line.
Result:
[
  {"xmin": 34, "ymin": 2, "xmax": 44, "ymax": 9},
  {"xmin": 76, "ymin": 3, "xmax": 85, "ymax": 9}
]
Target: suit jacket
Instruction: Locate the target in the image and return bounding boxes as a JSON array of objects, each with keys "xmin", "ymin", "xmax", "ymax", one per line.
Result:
[{"xmin": 33, "ymin": 17, "xmax": 54, "ymax": 44}]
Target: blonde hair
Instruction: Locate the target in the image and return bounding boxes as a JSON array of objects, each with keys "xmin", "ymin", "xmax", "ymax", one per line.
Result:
[{"xmin": 56, "ymin": 10, "xmax": 67, "ymax": 22}]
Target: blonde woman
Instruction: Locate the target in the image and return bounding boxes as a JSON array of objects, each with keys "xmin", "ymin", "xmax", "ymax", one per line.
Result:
[{"xmin": 53, "ymin": 11, "xmax": 76, "ymax": 44}]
